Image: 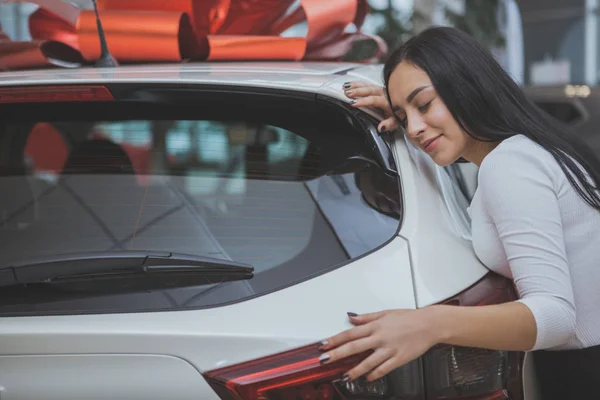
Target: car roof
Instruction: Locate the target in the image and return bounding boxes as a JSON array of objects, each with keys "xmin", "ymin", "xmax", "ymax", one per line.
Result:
[{"xmin": 0, "ymin": 62, "xmax": 384, "ymax": 95}]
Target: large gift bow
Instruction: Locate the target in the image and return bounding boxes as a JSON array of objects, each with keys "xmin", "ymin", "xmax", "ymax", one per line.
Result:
[{"xmin": 0, "ymin": 0, "xmax": 387, "ymax": 71}]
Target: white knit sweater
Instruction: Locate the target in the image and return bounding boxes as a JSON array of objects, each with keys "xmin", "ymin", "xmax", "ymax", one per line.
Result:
[{"xmin": 469, "ymin": 135, "xmax": 600, "ymax": 351}]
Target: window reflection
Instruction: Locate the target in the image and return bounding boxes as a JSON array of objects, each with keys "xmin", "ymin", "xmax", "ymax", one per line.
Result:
[{"xmin": 12, "ymin": 120, "xmax": 400, "ymax": 275}]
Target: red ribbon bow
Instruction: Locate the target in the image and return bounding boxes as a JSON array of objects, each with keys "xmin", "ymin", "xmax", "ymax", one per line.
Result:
[{"xmin": 0, "ymin": 0, "xmax": 387, "ymax": 71}]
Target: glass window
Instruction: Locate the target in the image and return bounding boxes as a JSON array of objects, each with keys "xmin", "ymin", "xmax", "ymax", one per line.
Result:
[
  {"xmin": 24, "ymin": 123, "xmax": 69, "ymax": 176},
  {"xmin": 0, "ymin": 117, "xmax": 401, "ymax": 313}
]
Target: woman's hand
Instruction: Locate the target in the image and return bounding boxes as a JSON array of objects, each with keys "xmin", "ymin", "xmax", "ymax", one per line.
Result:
[
  {"xmin": 319, "ymin": 302, "xmax": 538, "ymax": 383},
  {"xmin": 319, "ymin": 309, "xmax": 440, "ymax": 382},
  {"xmin": 343, "ymin": 81, "xmax": 399, "ymax": 134}
]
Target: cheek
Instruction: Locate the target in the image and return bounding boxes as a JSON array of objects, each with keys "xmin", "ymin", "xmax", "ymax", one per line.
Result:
[
  {"xmin": 426, "ymin": 106, "xmax": 453, "ymax": 128},
  {"xmin": 429, "ymin": 108, "xmax": 465, "ymax": 145},
  {"xmin": 406, "ymin": 135, "xmax": 419, "ymax": 147}
]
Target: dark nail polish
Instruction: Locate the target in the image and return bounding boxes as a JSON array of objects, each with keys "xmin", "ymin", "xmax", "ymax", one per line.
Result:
[
  {"xmin": 319, "ymin": 354, "xmax": 330, "ymax": 364},
  {"xmin": 343, "ymin": 82, "xmax": 351, "ymax": 89},
  {"xmin": 379, "ymin": 128, "xmax": 387, "ymax": 136},
  {"xmin": 342, "ymin": 375, "xmax": 351, "ymax": 383},
  {"xmin": 318, "ymin": 340, "xmax": 328, "ymax": 350},
  {"xmin": 349, "ymin": 100, "xmax": 356, "ymax": 105},
  {"xmin": 347, "ymin": 312, "xmax": 358, "ymax": 317}
]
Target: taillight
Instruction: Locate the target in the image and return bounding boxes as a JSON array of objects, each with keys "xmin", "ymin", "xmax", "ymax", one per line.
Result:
[
  {"xmin": 423, "ymin": 273, "xmax": 523, "ymax": 400},
  {"xmin": 203, "ymin": 343, "xmax": 423, "ymax": 400},
  {"xmin": 0, "ymin": 85, "xmax": 114, "ymax": 103},
  {"xmin": 204, "ymin": 273, "xmax": 522, "ymax": 400}
]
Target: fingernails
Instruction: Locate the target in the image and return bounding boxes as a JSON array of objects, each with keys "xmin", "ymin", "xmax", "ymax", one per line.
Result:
[
  {"xmin": 343, "ymin": 82, "xmax": 351, "ymax": 89},
  {"xmin": 347, "ymin": 312, "xmax": 358, "ymax": 317},
  {"xmin": 342, "ymin": 374, "xmax": 351, "ymax": 383},
  {"xmin": 349, "ymin": 100, "xmax": 356, "ymax": 106},
  {"xmin": 345, "ymin": 90, "xmax": 353, "ymax": 95},
  {"xmin": 318, "ymin": 340, "xmax": 328, "ymax": 350},
  {"xmin": 319, "ymin": 354, "xmax": 330, "ymax": 364}
]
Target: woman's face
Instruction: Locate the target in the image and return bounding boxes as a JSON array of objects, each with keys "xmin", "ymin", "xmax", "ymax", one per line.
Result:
[{"xmin": 387, "ymin": 61, "xmax": 479, "ymax": 166}]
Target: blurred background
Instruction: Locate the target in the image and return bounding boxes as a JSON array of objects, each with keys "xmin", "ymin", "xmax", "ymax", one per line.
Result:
[
  {"xmin": 1, "ymin": 0, "xmax": 596, "ymax": 87},
  {"xmin": 2, "ymin": 0, "xmax": 599, "ymax": 151}
]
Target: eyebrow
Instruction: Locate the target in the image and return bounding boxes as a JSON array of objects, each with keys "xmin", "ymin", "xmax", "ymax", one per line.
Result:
[{"xmin": 392, "ymin": 85, "xmax": 432, "ymax": 112}]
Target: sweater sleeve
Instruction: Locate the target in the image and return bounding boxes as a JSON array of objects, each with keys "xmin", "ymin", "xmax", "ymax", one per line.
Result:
[{"xmin": 477, "ymin": 148, "xmax": 577, "ymax": 350}]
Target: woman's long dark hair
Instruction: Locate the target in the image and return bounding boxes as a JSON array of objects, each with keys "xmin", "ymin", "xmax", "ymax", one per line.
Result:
[{"xmin": 383, "ymin": 26, "xmax": 600, "ymax": 211}]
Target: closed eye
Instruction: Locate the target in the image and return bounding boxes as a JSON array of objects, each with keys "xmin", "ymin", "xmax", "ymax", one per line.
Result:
[{"xmin": 418, "ymin": 101, "xmax": 432, "ymax": 113}]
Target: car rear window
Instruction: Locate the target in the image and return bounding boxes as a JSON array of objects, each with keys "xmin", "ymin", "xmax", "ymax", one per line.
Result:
[{"xmin": 0, "ymin": 96, "xmax": 401, "ymax": 315}]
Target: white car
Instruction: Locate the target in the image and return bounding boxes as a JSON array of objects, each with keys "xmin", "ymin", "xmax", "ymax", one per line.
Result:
[{"xmin": 0, "ymin": 62, "xmax": 537, "ymax": 400}]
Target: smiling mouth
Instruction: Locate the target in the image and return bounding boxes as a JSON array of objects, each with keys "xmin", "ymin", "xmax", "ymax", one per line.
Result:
[{"xmin": 423, "ymin": 136, "xmax": 441, "ymax": 151}]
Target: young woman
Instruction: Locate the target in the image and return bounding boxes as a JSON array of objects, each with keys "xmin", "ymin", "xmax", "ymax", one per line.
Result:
[{"xmin": 318, "ymin": 26, "xmax": 600, "ymax": 398}]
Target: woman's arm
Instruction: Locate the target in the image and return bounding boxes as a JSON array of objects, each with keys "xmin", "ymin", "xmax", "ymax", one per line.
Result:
[
  {"xmin": 427, "ymin": 302, "xmax": 536, "ymax": 351},
  {"xmin": 319, "ymin": 302, "xmax": 536, "ymax": 382}
]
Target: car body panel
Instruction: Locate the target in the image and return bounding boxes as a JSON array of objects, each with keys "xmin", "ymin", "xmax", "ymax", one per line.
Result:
[
  {"xmin": 0, "ymin": 63, "xmax": 383, "ymax": 116},
  {"xmin": 0, "ymin": 237, "xmax": 414, "ymax": 398},
  {"xmin": 392, "ymin": 135, "xmax": 488, "ymax": 307},
  {"xmin": 0, "ymin": 354, "xmax": 208, "ymax": 400},
  {"xmin": 0, "ymin": 62, "xmax": 356, "ymax": 94}
]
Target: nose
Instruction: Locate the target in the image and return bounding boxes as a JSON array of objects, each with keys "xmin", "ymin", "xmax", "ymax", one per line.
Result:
[{"xmin": 405, "ymin": 112, "xmax": 426, "ymax": 138}]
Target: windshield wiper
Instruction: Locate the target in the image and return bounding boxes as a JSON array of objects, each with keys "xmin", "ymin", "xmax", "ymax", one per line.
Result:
[{"xmin": 0, "ymin": 251, "xmax": 253, "ymax": 292}]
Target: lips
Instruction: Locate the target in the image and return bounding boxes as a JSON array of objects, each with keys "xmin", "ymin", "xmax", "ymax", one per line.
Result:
[{"xmin": 422, "ymin": 135, "xmax": 441, "ymax": 152}]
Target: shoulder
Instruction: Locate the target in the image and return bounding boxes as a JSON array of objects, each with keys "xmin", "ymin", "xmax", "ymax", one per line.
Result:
[
  {"xmin": 477, "ymin": 135, "xmax": 559, "ymax": 189},
  {"xmin": 475, "ymin": 135, "xmax": 562, "ymax": 213}
]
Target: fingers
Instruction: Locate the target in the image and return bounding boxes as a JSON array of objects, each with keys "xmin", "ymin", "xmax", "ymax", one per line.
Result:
[
  {"xmin": 365, "ymin": 357, "xmax": 401, "ymax": 382},
  {"xmin": 320, "ymin": 324, "xmax": 371, "ymax": 351},
  {"xmin": 344, "ymin": 348, "xmax": 394, "ymax": 382},
  {"xmin": 320, "ymin": 310, "xmax": 388, "ymax": 351},
  {"xmin": 378, "ymin": 117, "xmax": 399, "ymax": 134},
  {"xmin": 341, "ymin": 81, "xmax": 399, "ymax": 135},
  {"xmin": 349, "ymin": 95, "xmax": 390, "ymax": 110},
  {"xmin": 347, "ymin": 310, "xmax": 389, "ymax": 325},
  {"xmin": 320, "ymin": 335, "xmax": 376, "ymax": 365},
  {"xmin": 342, "ymin": 81, "xmax": 387, "ymax": 108},
  {"xmin": 344, "ymin": 85, "xmax": 385, "ymax": 99},
  {"xmin": 343, "ymin": 81, "xmax": 384, "ymax": 92}
]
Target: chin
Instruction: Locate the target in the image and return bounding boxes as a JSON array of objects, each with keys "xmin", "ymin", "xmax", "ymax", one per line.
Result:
[{"xmin": 429, "ymin": 153, "xmax": 456, "ymax": 167}]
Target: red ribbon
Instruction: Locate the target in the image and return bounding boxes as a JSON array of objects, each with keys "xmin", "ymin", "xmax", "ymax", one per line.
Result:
[{"xmin": 0, "ymin": 0, "xmax": 387, "ymax": 71}]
